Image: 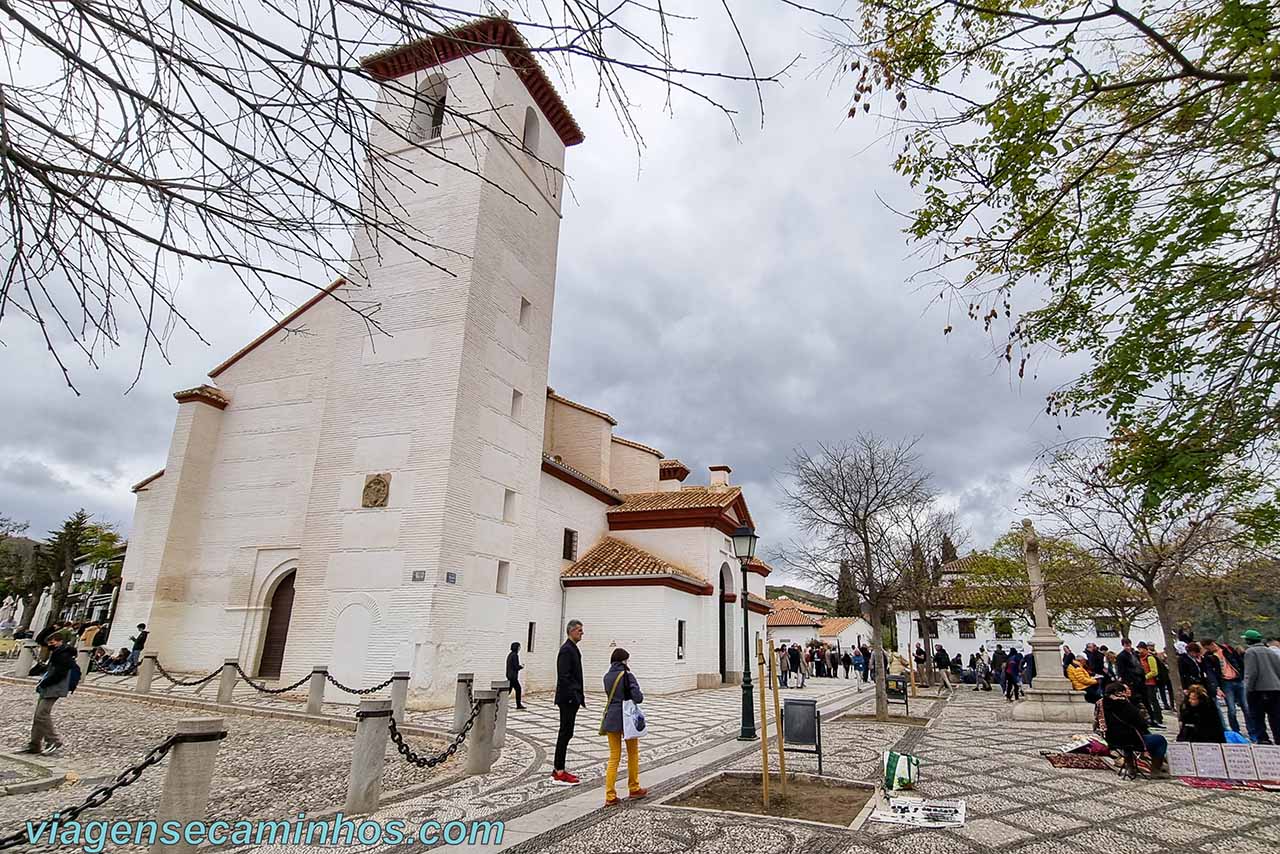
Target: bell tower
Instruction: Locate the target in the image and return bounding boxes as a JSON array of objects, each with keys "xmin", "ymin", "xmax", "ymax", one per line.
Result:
[{"xmin": 281, "ymin": 19, "xmax": 585, "ymax": 697}]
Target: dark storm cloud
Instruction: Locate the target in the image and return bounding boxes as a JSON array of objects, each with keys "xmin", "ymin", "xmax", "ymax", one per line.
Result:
[{"xmin": 0, "ymin": 3, "xmax": 1101, "ymax": 569}]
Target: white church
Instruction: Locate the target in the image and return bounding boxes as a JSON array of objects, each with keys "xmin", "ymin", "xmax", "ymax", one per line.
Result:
[{"xmin": 114, "ymin": 18, "xmax": 771, "ymax": 707}]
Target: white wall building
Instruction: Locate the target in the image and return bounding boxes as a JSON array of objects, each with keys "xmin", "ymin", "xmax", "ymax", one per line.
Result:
[
  {"xmin": 818, "ymin": 616, "xmax": 874, "ymax": 650},
  {"xmin": 767, "ymin": 610, "xmax": 820, "ymax": 647},
  {"xmin": 113, "ymin": 18, "xmax": 771, "ymax": 707}
]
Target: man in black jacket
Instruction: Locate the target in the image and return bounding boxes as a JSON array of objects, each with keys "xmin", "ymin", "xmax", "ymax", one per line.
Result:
[
  {"xmin": 26, "ymin": 629, "xmax": 77, "ymax": 755},
  {"xmin": 1116, "ymin": 638, "xmax": 1144, "ymax": 693},
  {"xmin": 552, "ymin": 620, "xmax": 585, "ymax": 785},
  {"xmin": 506, "ymin": 642, "xmax": 526, "ymax": 710}
]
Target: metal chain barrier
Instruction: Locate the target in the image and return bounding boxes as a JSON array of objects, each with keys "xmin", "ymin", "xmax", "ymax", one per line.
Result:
[
  {"xmin": 155, "ymin": 659, "xmax": 220, "ymax": 687},
  {"xmin": 384, "ymin": 701, "xmax": 479, "ymax": 768},
  {"xmin": 324, "ymin": 671, "xmax": 395, "ymax": 695},
  {"xmin": 232, "ymin": 663, "xmax": 311, "ymax": 695},
  {"xmin": 0, "ymin": 730, "xmax": 227, "ymax": 850}
]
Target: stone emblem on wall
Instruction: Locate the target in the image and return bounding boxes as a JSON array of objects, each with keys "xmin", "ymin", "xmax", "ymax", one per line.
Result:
[{"xmin": 362, "ymin": 473, "xmax": 391, "ymax": 508}]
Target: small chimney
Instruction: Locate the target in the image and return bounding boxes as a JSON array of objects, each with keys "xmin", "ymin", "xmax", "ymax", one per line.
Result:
[{"xmin": 709, "ymin": 465, "xmax": 732, "ymax": 487}]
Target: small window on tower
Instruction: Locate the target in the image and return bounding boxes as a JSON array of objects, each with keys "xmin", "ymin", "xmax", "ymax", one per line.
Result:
[
  {"xmin": 677, "ymin": 620, "xmax": 686, "ymax": 660},
  {"xmin": 496, "ymin": 560, "xmax": 510, "ymax": 595},
  {"xmin": 562, "ymin": 528, "xmax": 578, "ymax": 561},
  {"xmin": 518, "ymin": 297, "xmax": 533, "ymax": 329},
  {"xmin": 408, "ymin": 74, "xmax": 448, "ymax": 141},
  {"xmin": 510, "ymin": 388, "xmax": 524, "ymax": 420},
  {"xmin": 527, "ymin": 622, "xmax": 536, "ymax": 653},
  {"xmin": 502, "ymin": 489, "xmax": 517, "ymax": 523},
  {"xmin": 521, "ymin": 106, "xmax": 540, "ymax": 155}
]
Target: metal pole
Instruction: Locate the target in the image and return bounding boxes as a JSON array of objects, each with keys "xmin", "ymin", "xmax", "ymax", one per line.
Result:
[{"xmin": 738, "ymin": 558, "xmax": 756, "ymax": 740}]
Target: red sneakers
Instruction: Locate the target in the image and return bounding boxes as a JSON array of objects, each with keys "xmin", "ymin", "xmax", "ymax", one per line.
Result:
[
  {"xmin": 551, "ymin": 770, "xmax": 581, "ymax": 786},
  {"xmin": 628, "ymin": 787, "xmax": 648, "ymax": 800}
]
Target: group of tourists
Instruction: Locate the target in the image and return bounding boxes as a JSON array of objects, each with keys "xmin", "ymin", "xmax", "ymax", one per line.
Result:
[
  {"xmin": 926, "ymin": 642, "xmax": 1036, "ymax": 701},
  {"xmin": 1064, "ymin": 631, "xmax": 1280, "ymax": 746}
]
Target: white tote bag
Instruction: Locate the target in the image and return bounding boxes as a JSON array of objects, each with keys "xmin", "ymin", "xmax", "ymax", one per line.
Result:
[{"xmin": 622, "ymin": 697, "xmax": 647, "ymax": 740}]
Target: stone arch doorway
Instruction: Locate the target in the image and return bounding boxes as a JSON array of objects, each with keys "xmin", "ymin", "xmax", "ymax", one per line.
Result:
[
  {"xmin": 257, "ymin": 570, "xmax": 296, "ymax": 678},
  {"xmin": 719, "ymin": 562, "xmax": 735, "ymax": 682}
]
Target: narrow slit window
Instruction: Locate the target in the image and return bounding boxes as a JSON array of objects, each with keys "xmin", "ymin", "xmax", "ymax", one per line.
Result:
[
  {"xmin": 502, "ymin": 489, "xmax": 517, "ymax": 523},
  {"xmin": 518, "ymin": 297, "xmax": 533, "ymax": 329},
  {"xmin": 527, "ymin": 622, "xmax": 536, "ymax": 653},
  {"xmin": 677, "ymin": 620, "xmax": 686, "ymax": 660},
  {"xmin": 496, "ymin": 560, "xmax": 510, "ymax": 595},
  {"xmin": 562, "ymin": 528, "xmax": 578, "ymax": 561},
  {"xmin": 521, "ymin": 106, "xmax": 540, "ymax": 155},
  {"xmin": 510, "ymin": 388, "xmax": 523, "ymax": 420}
]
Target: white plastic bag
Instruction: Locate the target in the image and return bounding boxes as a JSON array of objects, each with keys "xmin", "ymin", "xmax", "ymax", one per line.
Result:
[{"xmin": 622, "ymin": 699, "xmax": 647, "ymax": 740}]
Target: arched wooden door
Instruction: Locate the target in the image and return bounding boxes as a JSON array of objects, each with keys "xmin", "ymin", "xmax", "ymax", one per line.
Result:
[{"xmin": 258, "ymin": 571, "xmax": 296, "ymax": 678}]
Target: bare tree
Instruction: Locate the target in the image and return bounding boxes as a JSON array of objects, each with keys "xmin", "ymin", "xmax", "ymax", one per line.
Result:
[
  {"xmin": 0, "ymin": 3, "xmax": 791, "ymax": 390},
  {"xmin": 894, "ymin": 502, "xmax": 966, "ymax": 688},
  {"xmin": 1024, "ymin": 439, "xmax": 1269, "ymax": 702},
  {"xmin": 776, "ymin": 433, "xmax": 932, "ymax": 720}
]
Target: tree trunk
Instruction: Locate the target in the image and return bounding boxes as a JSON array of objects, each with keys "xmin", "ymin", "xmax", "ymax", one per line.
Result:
[
  {"xmin": 1153, "ymin": 594, "xmax": 1182, "ymax": 718},
  {"xmin": 871, "ymin": 603, "xmax": 888, "ymax": 721},
  {"xmin": 15, "ymin": 593, "xmax": 35, "ymax": 631},
  {"xmin": 916, "ymin": 606, "xmax": 934, "ymax": 686}
]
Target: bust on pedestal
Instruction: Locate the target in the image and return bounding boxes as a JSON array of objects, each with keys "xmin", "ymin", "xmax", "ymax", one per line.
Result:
[{"xmin": 1011, "ymin": 519, "xmax": 1096, "ymax": 723}]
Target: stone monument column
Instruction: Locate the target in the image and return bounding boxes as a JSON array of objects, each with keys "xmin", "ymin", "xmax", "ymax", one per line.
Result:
[{"xmin": 1012, "ymin": 519, "xmax": 1094, "ymax": 723}]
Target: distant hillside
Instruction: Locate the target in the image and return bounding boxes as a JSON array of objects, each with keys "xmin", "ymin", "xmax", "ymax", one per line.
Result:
[{"xmin": 766, "ymin": 584, "xmax": 833, "ymax": 612}]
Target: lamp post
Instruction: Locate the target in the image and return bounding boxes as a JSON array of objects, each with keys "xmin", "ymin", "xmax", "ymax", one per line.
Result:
[{"xmin": 732, "ymin": 524, "xmax": 759, "ymax": 741}]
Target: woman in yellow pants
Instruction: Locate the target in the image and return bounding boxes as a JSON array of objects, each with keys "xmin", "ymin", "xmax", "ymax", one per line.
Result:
[{"xmin": 600, "ymin": 648, "xmax": 647, "ymax": 806}]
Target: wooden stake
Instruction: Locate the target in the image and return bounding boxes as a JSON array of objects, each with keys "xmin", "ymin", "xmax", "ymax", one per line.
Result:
[
  {"xmin": 755, "ymin": 635, "xmax": 770, "ymax": 808},
  {"xmin": 769, "ymin": 646, "xmax": 788, "ymax": 794}
]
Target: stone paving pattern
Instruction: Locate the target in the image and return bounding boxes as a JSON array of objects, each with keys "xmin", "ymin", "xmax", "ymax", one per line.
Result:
[
  {"xmin": 0, "ymin": 682, "xmax": 460, "ymax": 852},
  {"xmin": 512, "ymin": 690, "xmax": 1278, "ymax": 854}
]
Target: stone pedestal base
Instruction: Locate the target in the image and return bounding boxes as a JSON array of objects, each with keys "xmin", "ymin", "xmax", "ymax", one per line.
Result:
[
  {"xmin": 721, "ymin": 672, "xmax": 742, "ymax": 686},
  {"xmin": 1012, "ymin": 687, "xmax": 1097, "ymax": 723},
  {"xmin": 696, "ymin": 673, "xmax": 722, "ymax": 689}
]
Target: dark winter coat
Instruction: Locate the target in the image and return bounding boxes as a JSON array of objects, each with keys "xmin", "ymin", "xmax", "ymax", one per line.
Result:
[
  {"xmin": 36, "ymin": 643, "xmax": 77, "ymax": 699},
  {"xmin": 601, "ymin": 662, "xmax": 644, "ymax": 734},
  {"xmin": 505, "ymin": 650, "xmax": 523, "ymax": 683},
  {"xmin": 555, "ymin": 639, "xmax": 584, "ymax": 707},
  {"xmin": 1086, "ymin": 648, "xmax": 1106, "ymax": 675},
  {"xmin": 789, "ymin": 646, "xmax": 802, "ymax": 671},
  {"xmin": 933, "ymin": 648, "xmax": 950, "ymax": 670},
  {"xmin": 1116, "ymin": 649, "xmax": 1144, "ymax": 686},
  {"xmin": 1176, "ymin": 699, "xmax": 1225, "ymax": 743},
  {"xmin": 1102, "ymin": 695, "xmax": 1150, "ymax": 752},
  {"xmin": 1199, "ymin": 651, "xmax": 1222, "ymax": 693},
  {"xmin": 1178, "ymin": 653, "xmax": 1206, "ymax": 690}
]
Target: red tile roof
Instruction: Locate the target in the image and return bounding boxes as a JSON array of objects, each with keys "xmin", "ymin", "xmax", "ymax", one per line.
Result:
[
  {"xmin": 608, "ymin": 487, "xmax": 742, "ymax": 515},
  {"xmin": 819, "ymin": 617, "xmax": 864, "ymax": 638},
  {"xmin": 561, "ymin": 537, "xmax": 707, "ymax": 588},
  {"xmin": 360, "ymin": 18, "xmax": 584, "ymax": 147},
  {"xmin": 767, "ymin": 609, "xmax": 820, "ymax": 628}
]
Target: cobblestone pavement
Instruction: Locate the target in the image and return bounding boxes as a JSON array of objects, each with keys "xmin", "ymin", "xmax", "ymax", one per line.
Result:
[
  {"xmin": 0, "ymin": 681, "xmax": 460, "ymax": 851},
  {"xmin": 511, "ymin": 689, "xmax": 1278, "ymax": 854}
]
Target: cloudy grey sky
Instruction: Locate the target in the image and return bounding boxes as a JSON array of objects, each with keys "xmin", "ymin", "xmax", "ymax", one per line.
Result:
[{"xmin": 0, "ymin": 3, "xmax": 1099, "ymax": 585}]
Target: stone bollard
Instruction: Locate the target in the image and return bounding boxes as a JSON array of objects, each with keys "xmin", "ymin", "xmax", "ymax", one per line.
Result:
[
  {"xmin": 216, "ymin": 659, "xmax": 238, "ymax": 705},
  {"xmin": 464, "ymin": 689, "xmax": 499, "ymax": 776},
  {"xmin": 76, "ymin": 643, "xmax": 91, "ymax": 674},
  {"xmin": 306, "ymin": 667, "xmax": 328, "ymax": 716},
  {"xmin": 390, "ymin": 671, "xmax": 410, "ymax": 724},
  {"xmin": 490, "ymin": 679, "xmax": 511, "ymax": 754},
  {"xmin": 136, "ymin": 652, "xmax": 158, "ymax": 695},
  {"xmin": 344, "ymin": 699, "xmax": 393, "ymax": 815},
  {"xmin": 14, "ymin": 640, "xmax": 37, "ymax": 677},
  {"xmin": 451, "ymin": 672, "xmax": 474, "ymax": 733},
  {"xmin": 151, "ymin": 717, "xmax": 227, "ymax": 854}
]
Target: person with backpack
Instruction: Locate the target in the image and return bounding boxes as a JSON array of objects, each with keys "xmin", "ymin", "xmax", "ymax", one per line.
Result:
[
  {"xmin": 25, "ymin": 628, "xmax": 79, "ymax": 755},
  {"xmin": 600, "ymin": 648, "xmax": 646, "ymax": 806}
]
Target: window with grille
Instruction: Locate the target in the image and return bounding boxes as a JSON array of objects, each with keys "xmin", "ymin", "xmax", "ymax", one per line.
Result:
[
  {"xmin": 957, "ymin": 618, "xmax": 977, "ymax": 639},
  {"xmin": 562, "ymin": 529, "xmax": 578, "ymax": 561},
  {"xmin": 915, "ymin": 618, "xmax": 940, "ymax": 638},
  {"xmin": 408, "ymin": 75, "xmax": 448, "ymax": 141},
  {"xmin": 677, "ymin": 620, "xmax": 686, "ymax": 660},
  {"xmin": 994, "ymin": 618, "xmax": 1014, "ymax": 639},
  {"xmin": 1094, "ymin": 618, "xmax": 1120, "ymax": 638}
]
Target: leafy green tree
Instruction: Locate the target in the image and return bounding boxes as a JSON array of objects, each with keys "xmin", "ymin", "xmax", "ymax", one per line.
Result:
[
  {"xmin": 39, "ymin": 510, "xmax": 119, "ymax": 629},
  {"xmin": 828, "ymin": 0, "xmax": 1280, "ymax": 500}
]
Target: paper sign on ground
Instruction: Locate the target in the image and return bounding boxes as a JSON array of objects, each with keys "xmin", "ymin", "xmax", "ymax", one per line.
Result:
[
  {"xmin": 1191, "ymin": 743, "xmax": 1228, "ymax": 778},
  {"xmin": 1254, "ymin": 744, "xmax": 1280, "ymax": 782},
  {"xmin": 1166, "ymin": 742, "xmax": 1196, "ymax": 777},
  {"xmin": 868, "ymin": 797, "xmax": 966, "ymax": 829},
  {"xmin": 1221, "ymin": 744, "xmax": 1259, "ymax": 780}
]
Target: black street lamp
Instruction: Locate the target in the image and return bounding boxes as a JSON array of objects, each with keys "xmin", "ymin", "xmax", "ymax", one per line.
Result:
[{"xmin": 732, "ymin": 524, "xmax": 759, "ymax": 741}]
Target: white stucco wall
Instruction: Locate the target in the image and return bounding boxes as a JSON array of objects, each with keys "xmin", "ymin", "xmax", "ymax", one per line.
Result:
[{"xmin": 894, "ymin": 609, "xmax": 1167, "ymax": 662}]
